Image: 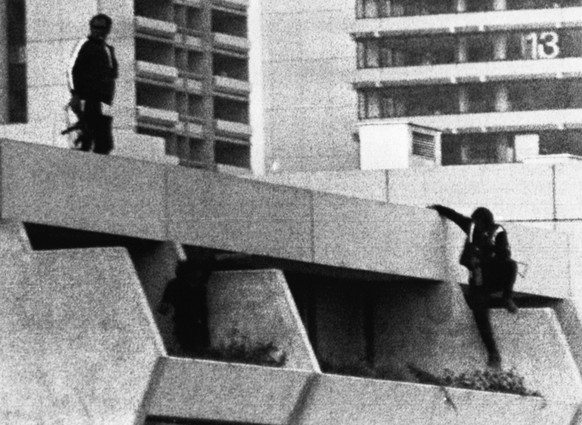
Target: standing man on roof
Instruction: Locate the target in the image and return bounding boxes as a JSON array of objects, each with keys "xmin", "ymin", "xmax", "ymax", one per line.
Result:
[{"xmin": 67, "ymin": 13, "xmax": 118, "ymax": 154}]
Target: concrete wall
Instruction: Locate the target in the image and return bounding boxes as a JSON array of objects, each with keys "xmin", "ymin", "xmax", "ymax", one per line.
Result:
[
  {"xmin": 0, "ymin": 220, "xmax": 164, "ymax": 424},
  {"xmin": 298, "ymin": 373, "xmax": 578, "ymax": 425},
  {"xmin": 167, "ymin": 167, "xmax": 314, "ymax": 261},
  {"xmin": 147, "ymin": 356, "xmax": 314, "ymax": 425},
  {"xmin": 208, "ymin": 269, "xmax": 318, "ymax": 371},
  {"xmin": 256, "ymin": 163, "xmax": 579, "ymax": 297},
  {"xmin": 0, "ymin": 139, "xmax": 573, "ymax": 294},
  {"xmin": 261, "ymin": 1, "xmax": 357, "ymax": 172},
  {"xmin": 312, "ymin": 275, "xmax": 582, "ymax": 403},
  {"xmin": 312, "ymin": 192, "xmax": 446, "ymax": 280},
  {"xmin": 252, "ymin": 170, "xmax": 388, "ymax": 201},
  {"xmin": 0, "ymin": 140, "xmax": 167, "ymax": 239},
  {"xmin": 0, "ymin": 124, "xmax": 177, "ymax": 164}
]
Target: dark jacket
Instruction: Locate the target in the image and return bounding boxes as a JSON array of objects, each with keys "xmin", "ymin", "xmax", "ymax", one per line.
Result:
[
  {"xmin": 69, "ymin": 36, "xmax": 118, "ymax": 105},
  {"xmin": 432, "ymin": 205, "xmax": 512, "ymax": 268}
]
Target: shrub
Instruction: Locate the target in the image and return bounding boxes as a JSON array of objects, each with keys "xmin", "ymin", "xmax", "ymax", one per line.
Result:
[
  {"xmin": 409, "ymin": 365, "xmax": 542, "ymax": 397},
  {"xmin": 206, "ymin": 338, "xmax": 287, "ymax": 367},
  {"xmin": 322, "ymin": 361, "xmax": 541, "ymax": 397}
]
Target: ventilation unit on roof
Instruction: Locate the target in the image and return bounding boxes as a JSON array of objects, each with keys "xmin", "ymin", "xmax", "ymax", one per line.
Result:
[{"xmin": 358, "ymin": 121, "xmax": 441, "ymax": 170}]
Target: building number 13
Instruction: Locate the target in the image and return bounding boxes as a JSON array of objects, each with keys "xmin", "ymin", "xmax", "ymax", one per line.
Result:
[{"xmin": 522, "ymin": 31, "xmax": 560, "ymax": 59}]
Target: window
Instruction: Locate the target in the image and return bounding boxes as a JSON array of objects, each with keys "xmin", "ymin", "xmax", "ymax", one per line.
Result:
[{"xmin": 7, "ymin": 0, "xmax": 27, "ymax": 123}]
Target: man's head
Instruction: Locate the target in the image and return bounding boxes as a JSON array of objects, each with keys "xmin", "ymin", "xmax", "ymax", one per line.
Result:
[
  {"xmin": 89, "ymin": 14, "xmax": 112, "ymax": 40},
  {"xmin": 471, "ymin": 207, "xmax": 494, "ymax": 229}
]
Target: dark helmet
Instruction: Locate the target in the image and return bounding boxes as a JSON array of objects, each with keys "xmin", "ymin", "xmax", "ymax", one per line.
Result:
[{"xmin": 471, "ymin": 207, "xmax": 494, "ymax": 227}]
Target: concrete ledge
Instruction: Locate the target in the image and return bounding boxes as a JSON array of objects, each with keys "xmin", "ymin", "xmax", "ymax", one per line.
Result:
[
  {"xmin": 0, "ymin": 247, "xmax": 164, "ymax": 424},
  {"xmin": 312, "ymin": 192, "xmax": 447, "ymax": 280},
  {"xmin": 208, "ymin": 269, "xmax": 319, "ymax": 371},
  {"xmin": 147, "ymin": 356, "xmax": 313, "ymax": 424},
  {"xmin": 491, "ymin": 308, "xmax": 582, "ymax": 405},
  {"xmin": 0, "ymin": 140, "xmax": 572, "ymax": 293},
  {"xmin": 551, "ymin": 298, "xmax": 582, "ymax": 381},
  {"xmin": 0, "ymin": 140, "xmax": 167, "ymax": 240},
  {"xmin": 299, "ymin": 373, "xmax": 577, "ymax": 425},
  {"xmin": 167, "ymin": 168, "xmax": 313, "ymax": 261},
  {"xmin": 250, "ymin": 170, "xmax": 388, "ymax": 201}
]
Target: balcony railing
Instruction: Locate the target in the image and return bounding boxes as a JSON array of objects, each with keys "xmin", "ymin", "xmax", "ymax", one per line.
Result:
[
  {"xmin": 213, "ymin": 0, "xmax": 249, "ymax": 10},
  {"xmin": 135, "ymin": 16, "xmax": 178, "ymax": 38},
  {"xmin": 363, "ymin": 108, "xmax": 582, "ymax": 133},
  {"xmin": 136, "ymin": 61, "xmax": 179, "ymax": 82},
  {"xmin": 353, "ymin": 57, "xmax": 582, "ymax": 86},
  {"xmin": 174, "ymin": 0, "xmax": 203, "ymax": 7},
  {"xmin": 213, "ymin": 32, "xmax": 250, "ymax": 51},
  {"xmin": 213, "ymin": 76, "xmax": 250, "ymax": 94},
  {"xmin": 175, "ymin": 121, "xmax": 204, "ymax": 137},
  {"xmin": 136, "ymin": 106, "xmax": 180, "ymax": 127},
  {"xmin": 215, "ymin": 119, "xmax": 251, "ymax": 136},
  {"xmin": 174, "ymin": 33, "xmax": 204, "ymax": 49},
  {"xmin": 355, "ymin": 0, "xmax": 582, "ymax": 19},
  {"xmin": 175, "ymin": 77, "xmax": 204, "ymax": 94},
  {"xmin": 351, "ymin": 7, "xmax": 582, "ymax": 36}
]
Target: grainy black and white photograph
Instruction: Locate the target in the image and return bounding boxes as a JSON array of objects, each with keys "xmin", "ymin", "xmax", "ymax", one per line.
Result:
[{"xmin": 1, "ymin": 0, "xmax": 582, "ymax": 423}]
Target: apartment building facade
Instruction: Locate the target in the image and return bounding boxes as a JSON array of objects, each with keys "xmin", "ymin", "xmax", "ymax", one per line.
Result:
[
  {"xmin": 352, "ymin": 0, "xmax": 582, "ymax": 165},
  {"xmin": 0, "ymin": 0, "xmax": 252, "ymax": 170},
  {"xmin": 135, "ymin": 0, "xmax": 251, "ymax": 169}
]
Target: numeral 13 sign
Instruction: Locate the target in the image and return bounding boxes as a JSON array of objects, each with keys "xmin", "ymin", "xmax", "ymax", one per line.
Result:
[{"xmin": 522, "ymin": 31, "xmax": 560, "ymax": 59}]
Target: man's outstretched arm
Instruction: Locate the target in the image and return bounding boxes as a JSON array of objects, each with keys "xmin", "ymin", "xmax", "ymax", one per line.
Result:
[{"xmin": 428, "ymin": 204, "xmax": 472, "ymax": 234}]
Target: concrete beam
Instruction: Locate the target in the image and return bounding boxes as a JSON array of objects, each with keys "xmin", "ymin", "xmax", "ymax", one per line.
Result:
[
  {"xmin": 147, "ymin": 357, "xmax": 314, "ymax": 425},
  {"xmin": 208, "ymin": 269, "xmax": 319, "ymax": 371},
  {"xmin": 0, "ymin": 140, "xmax": 572, "ymax": 295},
  {"xmin": 0, "ymin": 241, "xmax": 164, "ymax": 423}
]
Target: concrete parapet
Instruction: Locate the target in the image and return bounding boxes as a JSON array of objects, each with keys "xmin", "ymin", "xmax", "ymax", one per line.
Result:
[
  {"xmin": 298, "ymin": 372, "xmax": 575, "ymax": 425},
  {"xmin": 555, "ymin": 164, "xmax": 582, "ymax": 220},
  {"xmin": 0, "ymin": 246, "xmax": 164, "ymax": 424},
  {"xmin": 0, "ymin": 140, "xmax": 573, "ymax": 293},
  {"xmin": 0, "ymin": 123, "xmax": 176, "ymax": 164},
  {"xmin": 167, "ymin": 167, "xmax": 313, "ymax": 261},
  {"xmin": 207, "ymin": 269, "xmax": 319, "ymax": 371},
  {"xmin": 386, "ymin": 163, "xmax": 555, "ymax": 222},
  {"xmin": 550, "ymin": 298, "xmax": 582, "ymax": 383},
  {"xmin": 312, "ymin": 192, "xmax": 448, "ymax": 281},
  {"xmin": 491, "ymin": 308, "xmax": 582, "ymax": 404},
  {"xmin": 0, "ymin": 140, "xmax": 167, "ymax": 240},
  {"xmin": 252, "ymin": 170, "xmax": 388, "ymax": 202},
  {"xmin": 147, "ymin": 356, "xmax": 314, "ymax": 424}
]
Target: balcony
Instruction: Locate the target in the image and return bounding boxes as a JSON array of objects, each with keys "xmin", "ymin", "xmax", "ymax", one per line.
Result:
[
  {"xmin": 174, "ymin": 33, "xmax": 203, "ymax": 49},
  {"xmin": 213, "ymin": 0, "xmax": 249, "ymax": 12},
  {"xmin": 136, "ymin": 61, "xmax": 178, "ymax": 83},
  {"xmin": 174, "ymin": 120, "xmax": 204, "ymax": 137},
  {"xmin": 214, "ymin": 75, "xmax": 250, "ymax": 94},
  {"xmin": 173, "ymin": 0, "xmax": 202, "ymax": 7},
  {"xmin": 136, "ymin": 106, "xmax": 180, "ymax": 127},
  {"xmin": 354, "ymin": 57, "xmax": 582, "ymax": 86},
  {"xmin": 213, "ymin": 32, "xmax": 250, "ymax": 52},
  {"xmin": 135, "ymin": 16, "xmax": 177, "ymax": 38},
  {"xmin": 366, "ymin": 108, "xmax": 582, "ymax": 133},
  {"xmin": 351, "ymin": 7, "xmax": 582, "ymax": 37},
  {"xmin": 215, "ymin": 119, "xmax": 252, "ymax": 137},
  {"xmin": 175, "ymin": 77, "xmax": 204, "ymax": 94}
]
